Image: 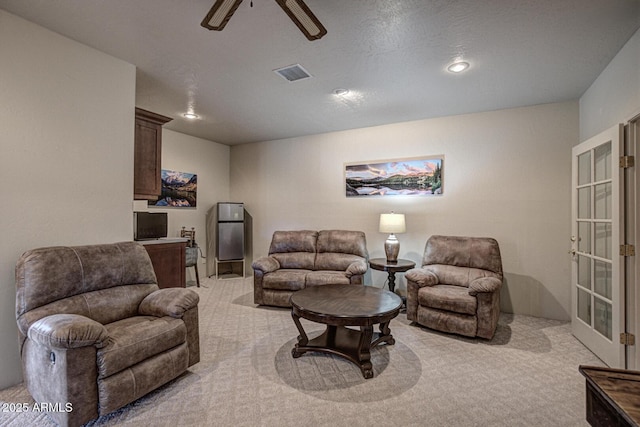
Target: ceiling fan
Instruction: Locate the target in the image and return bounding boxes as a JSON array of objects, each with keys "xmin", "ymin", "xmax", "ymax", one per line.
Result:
[{"xmin": 201, "ymin": 0, "xmax": 327, "ymax": 41}]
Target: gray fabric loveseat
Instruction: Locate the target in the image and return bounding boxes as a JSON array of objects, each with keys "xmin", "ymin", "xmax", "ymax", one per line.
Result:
[
  {"xmin": 15, "ymin": 242, "xmax": 200, "ymax": 427},
  {"xmin": 252, "ymin": 230, "xmax": 369, "ymax": 307},
  {"xmin": 405, "ymin": 235, "xmax": 503, "ymax": 339}
]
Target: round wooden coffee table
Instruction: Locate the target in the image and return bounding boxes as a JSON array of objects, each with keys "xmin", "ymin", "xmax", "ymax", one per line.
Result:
[{"xmin": 290, "ymin": 284, "xmax": 403, "ymax": 379}]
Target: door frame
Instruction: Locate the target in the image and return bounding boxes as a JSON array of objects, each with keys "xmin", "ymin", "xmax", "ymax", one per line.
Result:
[{"xmin": 625, "ymin": 111, "xmax": 640, "ymax": 370}]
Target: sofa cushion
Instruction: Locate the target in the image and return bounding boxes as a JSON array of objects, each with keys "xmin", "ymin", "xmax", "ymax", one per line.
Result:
[
  {"xmin": 423, "ymin": 235, "xmax": 503, "ymax": 277},
  {"xmin": 268, "ymin": 230, "xmax": 317, "ymax": 270},
  {"xmin": 317, "ymin": 230, "xmax": 368, "ymax": 257},
  {"xmin": 418, "ymin": 284, "xmax": 477, "ymax": 315},
  {"xmin": 271, "ymin": 252, "xmax": 316, "ymax": 270},
  {"xmin": 315, "ymin": 230, "xmax": 368, "ymax": 271},
  {"xmin": 17, "ymin": 284, "xmax": 159, "ymax": 338},
  {"xmin": 16, "ymin": 242, "xmax": 157, "ymax": 318},
  {"xmin": 269, "ymin": 230, "xmax": 318, "ymax": 253},
  {"xmin": 262, "ymin": 270, "xmax": 310, "ymax": 291},
  {"xmin": 97, "ymin": 316, "xmax": 186, "ymax": 379},
  {"xmin": 315, "ymin": 253, "xmax": 365, "ymax": 272},
  {"xmin": 306, "ymin": 271, "xmax": 351, "ymax": 286}
]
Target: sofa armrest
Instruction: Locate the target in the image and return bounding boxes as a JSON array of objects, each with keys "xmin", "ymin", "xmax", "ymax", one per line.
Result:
[
  {"xmin": 251, "ymin": 256, "xmax": 280, "ymax": 274},
  {"xmin": 406, "ymin": 268, "xmax": 438, "ymax": 322},
  {"xmin": 468, "ymin": 277, "xmax": 502, "ymax": 295},
  {"xmin": 345, "ymin": 259, "xmax": 367, "ymax": 277},
  {"xmin": 405, "ymin": 268, "xmax": 439, "ymax": 287},
  {"xmin": 28, "ymin": 314, "xmax": 109, "ymax": 349},
  {"xmin": 139, "ymin": 288, "xmax": 200, "ymax": 319}
]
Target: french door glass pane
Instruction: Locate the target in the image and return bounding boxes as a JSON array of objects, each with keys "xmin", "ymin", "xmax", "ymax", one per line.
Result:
[
  {"xmin": 578, "ymin": 221, "xmax": 591, "ymax": 253},
  {"xmin": 594, "ymin": 297, "xmax": 612, "ymax": 340},
  {"xmin": 594, "ymin": 260, "xmax": 612, "ymax": 299},
  {"xmin": 578, "ymin": 151, "xmax": 591, "ymax": 185},
  {"xmin": 594, "ymin": 222, "xmax": 612, "ymax": 260},
  {"xmin": 594, "ymin": 183, "xmax": 611, "ymax": 220},
  {"xmin": 578, "ymin": 187, "xmax": 591, "ymax": 219},
  {"xmin": 594, "ymin": 142, "xmax": 612, "ymax": 182},
  {"xmin": 578, "ymin": 288, "xmax": 592, "ymax": 325},
  {"xmin": 578, "ymin": 255, "xmax": 592, "ymax": 289}
]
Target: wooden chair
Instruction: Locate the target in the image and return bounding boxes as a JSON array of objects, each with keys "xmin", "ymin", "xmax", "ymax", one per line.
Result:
[{"xmin": 181, "ymin": 227, "xmax": 200, "ymax": 287}]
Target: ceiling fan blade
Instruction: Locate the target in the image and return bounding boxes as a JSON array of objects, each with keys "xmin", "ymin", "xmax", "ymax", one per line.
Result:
[
  {"xmin": 201, "ymin": 0, "xmax": 244, "ymax": 31},
  {"xmin": 274, "ymin": 0, "xmax": 327, "ymax": 41}
]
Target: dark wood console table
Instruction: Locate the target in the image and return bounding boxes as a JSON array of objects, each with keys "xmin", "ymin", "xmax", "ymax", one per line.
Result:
[
  {"xmin": 290, "ymin": 284, "xmax": 402, "ymax": 379},
  {"xmin": 140, "ymin": 240, "xmax": 186, "ymax": 288},
  {"xmin": 579, "ymin": 365, "xmax": 640, "ymax": 426}
]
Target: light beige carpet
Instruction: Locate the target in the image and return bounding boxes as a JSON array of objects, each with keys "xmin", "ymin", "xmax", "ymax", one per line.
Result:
[{"xmin": 0, "ymin": 277, "xmax": 603, "ymax": 426}]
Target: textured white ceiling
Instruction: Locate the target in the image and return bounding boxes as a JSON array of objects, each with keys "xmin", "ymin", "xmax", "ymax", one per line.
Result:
[{"xmin": 1, "ymin": 0, "xmax": 639, "ymax": 145}]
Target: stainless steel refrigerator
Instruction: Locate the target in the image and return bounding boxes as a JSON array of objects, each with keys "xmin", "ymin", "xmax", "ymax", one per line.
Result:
[{"xmin": 216, "ymin": 202, "xmax": 244, "ymax": 261}]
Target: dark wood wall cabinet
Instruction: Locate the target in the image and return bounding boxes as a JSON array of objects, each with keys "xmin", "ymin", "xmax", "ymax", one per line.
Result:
[
  {"xmin": 579, "ymin": 365, "xmax": 640, "ymax": 426},
  {"xmin": 142, "ymin": 241, "xmax": 186, "ymax": 288},
  {"xmin": 134, "ymin": 108, "xmax": 172, "ymax": 200}
]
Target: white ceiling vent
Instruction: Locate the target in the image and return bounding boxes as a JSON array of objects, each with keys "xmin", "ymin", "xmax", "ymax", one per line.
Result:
[{"xmin": 273, "ymin": 64, "xmax": 313, "ymax": 82}]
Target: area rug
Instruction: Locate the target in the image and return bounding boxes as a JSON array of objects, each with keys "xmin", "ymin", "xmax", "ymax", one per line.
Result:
[{"xmin": 0, "ymin": 277, "xmax": 603, "ymax": 426}]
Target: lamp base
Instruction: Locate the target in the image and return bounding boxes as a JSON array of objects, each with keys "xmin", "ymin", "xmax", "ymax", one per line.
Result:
[{"xmin": 384, "ymin": 234, "xmax": 400, "ymax": 263}]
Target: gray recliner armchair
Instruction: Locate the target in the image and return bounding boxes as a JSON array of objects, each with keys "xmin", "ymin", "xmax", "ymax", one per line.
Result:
[
  {"xmin": 15, "ymin": 241, "xmax": 200, "ymax": 427},
  {"xmin": 405, "ymin": 235, "xmax": 503, "ymax": 339}
]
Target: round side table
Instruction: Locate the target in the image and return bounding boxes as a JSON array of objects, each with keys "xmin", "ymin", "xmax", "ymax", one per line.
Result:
[{"xmin": 368, "ymin": 258, "xmax": 416, "ymax": 293}]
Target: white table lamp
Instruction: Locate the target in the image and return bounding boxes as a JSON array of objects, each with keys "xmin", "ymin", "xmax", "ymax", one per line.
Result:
[{"xmin": 379, "ymin": 213, "xmax": 406, "ymax": 263}]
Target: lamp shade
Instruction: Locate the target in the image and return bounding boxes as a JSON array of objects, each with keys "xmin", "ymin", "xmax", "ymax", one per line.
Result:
[{"xmin": 379, "ymin": 213, "xmax": 406, "ymax": 234}]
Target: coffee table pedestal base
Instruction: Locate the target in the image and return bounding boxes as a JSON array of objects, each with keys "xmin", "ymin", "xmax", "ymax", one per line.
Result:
[{"xmin": 291, "ymin": 314, "xmax": 395, "ymax": 379}]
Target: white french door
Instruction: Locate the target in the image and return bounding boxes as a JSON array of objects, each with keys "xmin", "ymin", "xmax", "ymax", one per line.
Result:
[{"xmin": 571, "ymin": 124, "xmax": 625, "ymax": 368}]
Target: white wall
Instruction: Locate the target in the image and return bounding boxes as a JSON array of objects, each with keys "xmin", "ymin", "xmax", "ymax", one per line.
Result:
[
  {"xmin": 0, "ymin": 10, "xmax": 136, "ymax": 388},
  {"xmin": 579, "ymin": 27, "xmax": 640, "ymax": 370},
  {"xmin": 231, "ymin": 101, "xmax": 578, "ymax": 321},
  {"xmin": 139, "ymin": 129, "xmax": 230, "ymax": 282},
  {"xmin": 580, "ymin": 28, "xmax": 640, "ymax": 141}
]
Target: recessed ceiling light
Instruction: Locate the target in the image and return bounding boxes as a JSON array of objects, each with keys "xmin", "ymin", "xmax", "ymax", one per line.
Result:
[
  {"xmin": 333, "ymin": 88, "xmax": 350, "ymax": 96},
  {"xmin": 447, "ymin": 61, "xmax": 470, "ymax": 73},
  {"xmin": 183, "ymin": 112, "xmax": 199, "ymax": 120}
]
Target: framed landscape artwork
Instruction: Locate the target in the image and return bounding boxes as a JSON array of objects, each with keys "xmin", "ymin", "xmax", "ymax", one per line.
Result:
[
  {"xmin": 345, "ymin": 156, "xmax": 443, "ymax": 197},
  {"xmin": 149, "ymin": 169, "xmax": 197, "ymax": 207}
]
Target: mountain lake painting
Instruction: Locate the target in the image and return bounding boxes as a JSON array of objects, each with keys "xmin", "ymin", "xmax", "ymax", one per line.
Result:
[
  {"xmin": 149, "ymin": 169, "xmax": 197, "ymax": 207},
  {"xmin": 345, "ymin": 157, "xmax": 443, "ymax": 197}
]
